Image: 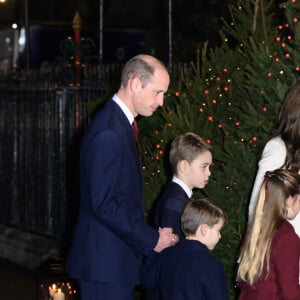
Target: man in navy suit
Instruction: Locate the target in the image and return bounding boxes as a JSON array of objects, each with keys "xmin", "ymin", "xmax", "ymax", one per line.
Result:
[{"xmin": 66, "ymin": 54, "xmax": 178, "ymax": 300}]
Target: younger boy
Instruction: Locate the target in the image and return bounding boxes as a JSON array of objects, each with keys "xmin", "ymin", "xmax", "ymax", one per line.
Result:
[
  {"xmin": 143, "ymin": 198, "xmax": 229, "ymax": 300},
  {"xmin": 154, "ymin": 132, "xmax": 213, "ymax": 239}
]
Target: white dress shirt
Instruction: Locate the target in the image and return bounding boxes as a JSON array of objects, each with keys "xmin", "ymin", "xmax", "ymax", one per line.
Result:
[{"xmin": 172, "ymin": 176, "xmax": 193, "ymax": 199}]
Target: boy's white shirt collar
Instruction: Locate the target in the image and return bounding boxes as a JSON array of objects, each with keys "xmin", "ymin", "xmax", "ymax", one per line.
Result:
[
  {"xmin": 172, "ymin": 176, "xmax": 193, "ymax": 199},
  {"xmin": 112, "ymin": 94, "xmax": 134, "ymax": 125}
]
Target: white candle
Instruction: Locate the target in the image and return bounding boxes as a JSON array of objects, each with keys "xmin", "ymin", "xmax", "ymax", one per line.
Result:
[
  {"xmin": 49, "ymin": 284, "xmax": 57, "ymax": 297},
  {"xmin": 53, "ymin": 288, "xmax": 65, "ymax": 300}
]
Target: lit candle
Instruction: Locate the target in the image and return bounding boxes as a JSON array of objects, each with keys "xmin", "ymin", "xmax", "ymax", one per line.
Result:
[
  {"xmin": 49, "ymin": 284, "xmax": 57, "ymax": 298},
  {"xmin": 53, "ymin": 288, "xmax": 65, "ymax": 300}
]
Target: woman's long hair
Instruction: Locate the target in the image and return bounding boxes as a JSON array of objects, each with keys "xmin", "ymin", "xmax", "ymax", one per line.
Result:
[
  {"xmin": 274, "ymin": 82, "xmax": 300, "ymax": 171},
  {"xmin": 237, "ymin": 169, "xmax": 300, "ymax": 285}
]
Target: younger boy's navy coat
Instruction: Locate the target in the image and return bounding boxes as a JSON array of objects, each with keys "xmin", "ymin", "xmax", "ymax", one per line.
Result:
[{"xmin": 143, "ymin": 239, "xmax": 229, "ymax": 300}]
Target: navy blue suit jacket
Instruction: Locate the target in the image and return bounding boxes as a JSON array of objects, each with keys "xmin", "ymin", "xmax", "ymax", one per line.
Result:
[
  {"xmin": 154, "ymin": 181, "xmax": 190, "ymax": 239},
  {"xmin": 143, "ymin": 239, "xmax": 229, "ymax": 300},
  {"xmin": 67, "ymin": 99, "xmax": 159, "ymax": 285}
]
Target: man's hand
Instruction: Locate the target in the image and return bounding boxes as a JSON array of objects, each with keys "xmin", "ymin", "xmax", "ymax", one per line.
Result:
[{"xmin": 153, "ymin": 227, "xmax": 179, "ymax": 253}]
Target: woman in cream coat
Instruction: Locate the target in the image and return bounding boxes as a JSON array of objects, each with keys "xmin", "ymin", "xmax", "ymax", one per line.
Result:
[{"xmin": 248, "ymin": 83, "xmax": 300, "ymax": 284}]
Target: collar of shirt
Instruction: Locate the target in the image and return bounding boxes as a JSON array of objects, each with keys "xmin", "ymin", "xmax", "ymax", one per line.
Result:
[
  {"xmin": 172, "ymin": 176, "xmax": 193, "ymax": 199},
  {"xmin": 112, "ymin": 94, "xmax": 134, "ymax": 125}
]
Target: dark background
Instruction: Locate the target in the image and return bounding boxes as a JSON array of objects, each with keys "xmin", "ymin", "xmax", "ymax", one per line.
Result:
[
  {"xmin": 0, "ymin": 2, "xmax": 229, "ymax": 299},
  {"xmin": 0, "ymin": 0, "xmax": 229, "ymax": 63}
]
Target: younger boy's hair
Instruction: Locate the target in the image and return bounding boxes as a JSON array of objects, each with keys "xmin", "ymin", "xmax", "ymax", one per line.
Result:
[
  {"xmin": 181, "ymin": 198, "xmax": 226, "ymax": 236},
  {"xmin": 169, "ymin": 132, "xmax": 212, "ymax": 175}
]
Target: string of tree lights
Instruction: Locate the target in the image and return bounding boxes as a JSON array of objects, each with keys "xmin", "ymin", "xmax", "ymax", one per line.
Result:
[{"xmin": 138, "ymin": 1, "xmax": 300, "ymax": 298}]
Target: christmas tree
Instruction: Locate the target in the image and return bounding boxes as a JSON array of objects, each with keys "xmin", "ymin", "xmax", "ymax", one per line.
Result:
[{"xmin": 139, "ymin": 0, "xmax": 300, "ymax": 298}]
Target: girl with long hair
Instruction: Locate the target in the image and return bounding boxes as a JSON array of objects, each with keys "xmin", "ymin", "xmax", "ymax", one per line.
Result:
[{"xmin": 237, "ymin": 169, "xmax": 300, "ymax": 299}]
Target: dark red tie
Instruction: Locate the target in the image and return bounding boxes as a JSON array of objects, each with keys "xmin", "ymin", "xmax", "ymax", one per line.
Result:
[{"xmin": 132, "ymin": 119, "xmax": 139, "ymax": 144}]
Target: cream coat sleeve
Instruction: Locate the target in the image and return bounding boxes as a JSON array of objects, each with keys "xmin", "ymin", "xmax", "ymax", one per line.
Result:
[{"xmin": 248, "ymin": 137, "xmax": 286, "ymax": 223}]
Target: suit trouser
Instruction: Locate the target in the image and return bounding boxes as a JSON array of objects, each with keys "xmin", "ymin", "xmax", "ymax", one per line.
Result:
[{"xmin": 80, "ymin": 280, "xmax": 135, "ymax": 300}]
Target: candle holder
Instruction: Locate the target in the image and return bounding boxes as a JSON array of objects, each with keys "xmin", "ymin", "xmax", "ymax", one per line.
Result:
[
  {"xmin": 39, "ymin": 280, "xmax": 78, "ymax": 300},
  {"xmin": 37, "ymin": 258, "xmax": 79, "ymax": 300}
]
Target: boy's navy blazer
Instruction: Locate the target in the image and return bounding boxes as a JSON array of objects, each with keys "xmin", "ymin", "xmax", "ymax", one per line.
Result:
[
  {"xmin": 67, "ymin": 99, "xmax": 158, "ymax": 284},
  {"xmin": 154, "ymin": 181, "xmax": 190, "ymax": 239},
  {"xmin": 143, "ymin": 239, "xmax": 229, "ymax": 300}
]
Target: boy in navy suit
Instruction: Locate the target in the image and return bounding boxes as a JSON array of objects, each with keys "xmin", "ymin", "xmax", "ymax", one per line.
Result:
[
  {"xmin": 143, "ymin": 198, "xmax": 229, "ymax": 300},
  {"xmin": 154, "ymin": 132, "xmax": 213, "ymax": 239},
  {"xmin": 145, "ymin": 132, "xmax": 213, "ymax": 299}
]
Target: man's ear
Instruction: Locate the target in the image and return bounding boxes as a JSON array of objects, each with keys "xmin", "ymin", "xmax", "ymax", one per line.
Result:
[{"xmin": 129, "ymin": 77, "xmax": 141, "ymax": 93}]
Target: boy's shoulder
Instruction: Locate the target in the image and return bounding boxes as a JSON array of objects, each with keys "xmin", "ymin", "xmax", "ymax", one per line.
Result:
[
  {"xmin": 160, "ymin": 181, "xmax": 189, "ymax": 211},
  {"xmin": 161, "ymin": 240, "xmax": 224, "ymax": 274},
  {"xmin": 163, "ymin": 180, "xmax": 186, "ymax": 195},
  {"xmin": 163, "ymin": 239, "xmax": 208, "ymax": 257}
]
